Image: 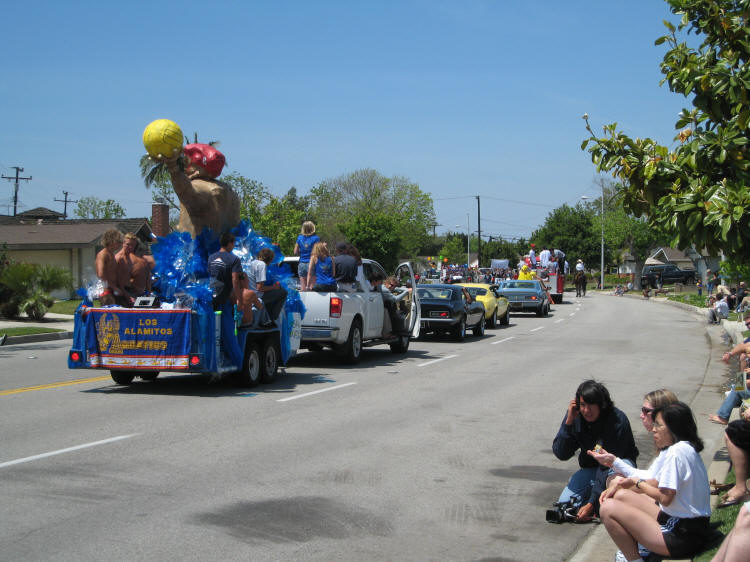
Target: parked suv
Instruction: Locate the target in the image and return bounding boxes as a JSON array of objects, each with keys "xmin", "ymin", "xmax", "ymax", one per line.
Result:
[{"xmin": 641, "ymin": 264, "xmax": 696, "ymax": 288}]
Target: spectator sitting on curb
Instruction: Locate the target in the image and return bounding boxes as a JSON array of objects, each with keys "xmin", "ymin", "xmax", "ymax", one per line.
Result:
[
  {"xmin": 715, "ymin": 411, "xmax": 750, "ymax": 508},
  {"xmin": 711, "ymin": 501, "xmax": 750, "ymax": 560},
  {"xmin": 709, "ymin": 294, "xmax": 730, "ymax": 324},
  {"xmin": 552, "ymin": 380, "xmax": 639, "ymax": 523}
]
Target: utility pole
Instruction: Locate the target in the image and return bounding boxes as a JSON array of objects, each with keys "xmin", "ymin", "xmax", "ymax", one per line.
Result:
[
  {"xmin": 1, "ymin": 167, "xmax": 32, "ymax": 216},
  {"xmin": 476, "ymin": 195, "xmax": 481, "ymax": 267},
  {"xmin": 54, "ymin": 190, "xmax": 78, "ymax": 218}
]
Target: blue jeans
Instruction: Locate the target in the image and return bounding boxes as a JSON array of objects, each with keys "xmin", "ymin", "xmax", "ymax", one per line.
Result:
[
  {"xmin": 717, "ymin": 389, "xmax": 750, "ymax": 421},
  {"xmin": 558, "ymin": 467, "xmax": 597, "ymax": 507}
]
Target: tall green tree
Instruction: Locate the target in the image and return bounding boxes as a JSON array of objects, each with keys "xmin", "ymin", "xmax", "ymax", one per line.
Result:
[
  {"xmin": 340, "ymin": 211, "xmax": 402, "ymax": 271},
  {"xmin": 74, "ymin": 197, "xmax": 125, "ymax": 219},
  {"xmin": 582, "ymin": 0, "xmax": 750, "ymax": 259},
  {"xmin": 310, "ymin": 169, "xmax": 435, "ymax": 257},
  {"xmin": 531, "ymin": 204, "xmax": 600, "ymax": 269}
]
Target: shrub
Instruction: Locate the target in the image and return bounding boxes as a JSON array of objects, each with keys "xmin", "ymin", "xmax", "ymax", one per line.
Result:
[{"xmin": 0, "ymin": 262, "xmax": 72, "ymax": 320}]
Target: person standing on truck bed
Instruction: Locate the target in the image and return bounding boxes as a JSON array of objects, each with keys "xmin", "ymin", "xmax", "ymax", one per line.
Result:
[
  {"xmin": 208, "ymin": 232, "xmax": 244, "ymax": 365},
  {"xmin": 294, "ymin": 221, "xmax": 319, "ymax": 292},
  {"xmin": 116, "ymin": 233, "xmax": 152, "ymax": 304},
  {"xmin": 307, "ymin": 242, "xmax": 337, "ymax": 292},
  {"xmin": 334, "ymin": 242, "xmax": 358, "ymax": 292},
  {"xmin": 248, "ymin": 247, "xmax": 287, "ymax": 326}
]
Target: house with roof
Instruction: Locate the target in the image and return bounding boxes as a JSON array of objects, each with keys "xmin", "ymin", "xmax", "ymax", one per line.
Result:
[
  {"xmin": 616, "ymin": 245, "xmax": 720, "ymax": 282},
  {"xmin": 0, "ymin": 204, "xmax": 170, "ymax": 299}
]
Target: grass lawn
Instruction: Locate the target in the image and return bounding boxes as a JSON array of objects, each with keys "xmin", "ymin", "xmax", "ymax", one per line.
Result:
[
  {"xmin": 49, "ymin": 300, "xmax": 82, "ymax": 315},
  {"xmin": 2, "ymin": 326, "xmax": 66, "ymax": 337}
]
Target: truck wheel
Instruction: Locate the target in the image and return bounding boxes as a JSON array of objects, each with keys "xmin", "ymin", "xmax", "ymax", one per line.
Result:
[
  {"xmin": 452, "ymin": 317, "xmax": 466, "ymax": 342},
  {"xmin": 139, "ymin": 371, "xmax": 159, "ymax": 381},
  {"xmin": 234, "ymin": 342, "xmax": 261, "ymax": 387},
  {"xmin": 110, "ymin": 370, "xmax": 135, "ymax": 385},
  {"xmin": 488, "ymin": 308, "xmax": 497, "ymax": 328},
  {"xmin": 473, "ymin": 315, "xmax": 485, "ymax": 337},
  {"xmin": 500, "ymin": 309, "xmax": 510, "ymax": 326},
  {"xmin": 337, "ymin": 318, "xmax": 362, "ymax": 364},
  {"xmin": 260, "ymin": 338, "xmax": 280, "ymax": 383},
  {"xmin": 389, "ymin": 334, "xmax": 410, "ymax": 354}
]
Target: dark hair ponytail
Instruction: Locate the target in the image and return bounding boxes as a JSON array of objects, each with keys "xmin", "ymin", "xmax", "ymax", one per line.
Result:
[{"xmin": 654, "ymin": 401, "xmax": 704, "ymax": 452}]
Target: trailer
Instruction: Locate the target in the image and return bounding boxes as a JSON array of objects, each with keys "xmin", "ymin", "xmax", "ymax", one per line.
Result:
[{"xmin": 67, "ymin": 303, "xmax": 300, "ymax": 387}]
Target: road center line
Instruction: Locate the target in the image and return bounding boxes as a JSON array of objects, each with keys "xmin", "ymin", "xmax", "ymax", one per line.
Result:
[
  {"xmin": 277, "ymin": 382, "xmax": 357, "ymax": 402},
  {"xmin": 569, "ymin": 313, "xmax": 576, "ymax": 317},
  {"xmin": 491, "ymin": 336, "xmax": 515, "ymax": 345},
  {"xmin": 554, "ymin": 319, "xmax": 564, "ymax": 324},
  {"xmin": 418, "ymin": 354, "xmax": 458, "ymax": 367},
  {"xmin": 0, "ymin": 375, "xmax": 112, "ymax": 396},
  {"xmin": 529, "ymin": 326, "xmax": 544, "ymax": 332},
  {"xmin": 0, "ymin": 434, "xmax": 138, "ymax": 469}
]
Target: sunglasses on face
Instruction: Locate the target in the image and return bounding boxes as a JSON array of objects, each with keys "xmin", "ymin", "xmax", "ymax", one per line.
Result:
[{"xmin": 641, "ymin": 407, "xmax": 654, "ymax": 416}]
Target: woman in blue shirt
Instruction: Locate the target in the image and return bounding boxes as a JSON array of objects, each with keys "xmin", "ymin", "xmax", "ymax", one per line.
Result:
[
  {"xmin": 294, "ymin": 221, "xmax": 320, "ymax": 291},
  {"xmin": 307, "ymin": 242, "xmax": 337, "ymax": 292}
]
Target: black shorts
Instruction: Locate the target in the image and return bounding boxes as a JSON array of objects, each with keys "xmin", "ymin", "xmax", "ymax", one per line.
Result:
[
  {"xmin": 657, "ymin": 510, "xmax": 711, "ymax": 559},
  {"xmin": 726, "ymin": 419, "xmax": 750, "ymax": 452}
]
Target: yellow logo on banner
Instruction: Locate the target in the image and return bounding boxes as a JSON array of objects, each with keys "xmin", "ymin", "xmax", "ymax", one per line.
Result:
[{"xmin": 97, "ymin": 313, "xmax": 123, "ymax": 354}]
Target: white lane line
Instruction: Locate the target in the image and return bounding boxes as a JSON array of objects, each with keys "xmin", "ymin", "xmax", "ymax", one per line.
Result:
[
  {"xmin": 569, "ymin": 313, "xmax": 576, "ymax": 317},
  {"xmin": 277, "ymin": 382, "xmax": 357, "ymax": 402},
  {"xmin": 0, "ymin": 434, "xmax": 138, "ymax": 469},
  {"xmin": 554, "ymin": 319, "xmax": 564, "ymax": 324},
  {"xmin": 491, "ymin": 336, "xmax": 515, "ymax": 345},
  {"xmin": 530, "ymin": 326, "xmax": 544, "ymax": 332},
  {"xmin": 418, "ymin": 354, "xmax": 459, "ymax": 367}
]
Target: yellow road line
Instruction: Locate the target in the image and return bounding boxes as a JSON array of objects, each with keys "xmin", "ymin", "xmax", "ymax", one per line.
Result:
[{"xmin": 0, "ymin": 375, "xmax": 112, "ymax": 396}]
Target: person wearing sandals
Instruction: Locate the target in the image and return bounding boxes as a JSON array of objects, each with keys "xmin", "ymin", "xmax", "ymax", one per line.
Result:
[
  {"xmin": 717, "ymin": 412, "xmax": 750, "ymax": 508},
  {"xmin": 592, "ymin": 402, "xmax": 711, "ymax": 562},
  {"xmin": 294, "ymin": 221, "xmax": 319, "ymax": 292}
]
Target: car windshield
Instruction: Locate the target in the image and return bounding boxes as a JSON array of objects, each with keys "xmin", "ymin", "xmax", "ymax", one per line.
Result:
[
  {"xmin": 418, "ymin": 288, "xmax": 453, "ymax": 299},
  {"xmin": 464, "ymin": 287, "xmax": 487, "ymax": 297},
  {"xmin": 502, "ymin": 281, "xmax": 537, "ymax": 289}
]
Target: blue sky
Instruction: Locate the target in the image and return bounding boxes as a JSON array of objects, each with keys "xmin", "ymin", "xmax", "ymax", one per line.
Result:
[{"xmin": 2, "ymin": 1, "xmax": 689, "ymax": 240}]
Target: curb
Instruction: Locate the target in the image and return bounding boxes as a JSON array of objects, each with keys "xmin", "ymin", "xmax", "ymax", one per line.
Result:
[
  {"xmin": 569, "ymin": 294, "xmax": 736, "ymax": 562},
  {"xmin": 3, "ymin": 330, "xmax": 74, "ymax": 345}
]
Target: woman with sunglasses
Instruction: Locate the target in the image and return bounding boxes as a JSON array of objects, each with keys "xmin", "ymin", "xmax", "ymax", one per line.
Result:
[{"xmin": 592, "ymin": 402, "xmax": 711, "ymax": 562}]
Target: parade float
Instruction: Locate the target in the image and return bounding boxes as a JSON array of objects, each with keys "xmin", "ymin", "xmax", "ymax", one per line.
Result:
[{"xmin": 68, "ymin": 120, "xmax": 304, "ymax": 387}]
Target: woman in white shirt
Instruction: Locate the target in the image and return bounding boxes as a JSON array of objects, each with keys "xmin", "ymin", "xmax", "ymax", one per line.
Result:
[{"xmin": 591, "ymin": 402, "xmax": 710, "ymax": 562}]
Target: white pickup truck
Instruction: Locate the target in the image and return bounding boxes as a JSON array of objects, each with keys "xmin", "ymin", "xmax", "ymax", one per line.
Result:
[{"xmin": 284, "ymin": 257, "xmax": 420, "ymax": 363}]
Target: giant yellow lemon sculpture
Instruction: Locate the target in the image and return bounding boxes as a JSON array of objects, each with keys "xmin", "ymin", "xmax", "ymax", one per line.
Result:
[{"xmin": 142, "ymin": 119, "xmax": 183, "ymax": 158}]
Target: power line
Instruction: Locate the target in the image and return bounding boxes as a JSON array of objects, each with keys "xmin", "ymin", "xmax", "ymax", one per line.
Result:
[
  {"xmin": 54, "ymin": 190, "xmax": 79, "ymax": 218},
  {"xmin": 1, "ymin": 167, "xmax": 32, "ymax": 216}
]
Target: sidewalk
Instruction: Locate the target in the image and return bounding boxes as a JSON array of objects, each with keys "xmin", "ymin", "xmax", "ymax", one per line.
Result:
[
  {"xmin": 0, "ymin": 312, "xmax": 75, "ymax": 345},
  {"xmin": 569, "ymin": 297, "xmax": 742, "ymax": 562}
]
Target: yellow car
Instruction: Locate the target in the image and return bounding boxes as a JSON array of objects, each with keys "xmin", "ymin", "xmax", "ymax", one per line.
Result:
[{"xmin": 456, "ymin": 283, "xmax": 509, "ymax": 328}]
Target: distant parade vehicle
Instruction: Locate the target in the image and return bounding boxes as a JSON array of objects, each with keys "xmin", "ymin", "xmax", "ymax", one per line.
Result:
[
  {"xmin": 456, "ymin": 282, "xmax": 510, "ymax": 327},
  {"xmin": 496, "ymin": 279, "xmax": 551, "ymax": 317}
]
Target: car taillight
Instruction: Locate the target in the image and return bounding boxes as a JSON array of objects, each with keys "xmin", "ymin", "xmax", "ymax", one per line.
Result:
[
  {"xmin": 69, "ymin": 350, "xmax": 82, "ymax": 363},
  {"xmin": 530, "ymin": 296, "xmax": 537, "ymax": 300},
  {"xmin": 439, "ymin": 312, "xmax": 448, "ymax": 317},
  {"xmin": 330, "ymin": 297, "xmax": 343, "ymax": 318}
]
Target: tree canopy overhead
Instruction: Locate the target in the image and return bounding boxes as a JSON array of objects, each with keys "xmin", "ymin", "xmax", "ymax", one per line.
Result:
[{"xmin": 582, "ymin": 0, "xmax": 750, "ymax": 259}]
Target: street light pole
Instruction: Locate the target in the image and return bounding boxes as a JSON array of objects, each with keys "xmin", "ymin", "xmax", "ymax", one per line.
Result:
[
  {"xmin": 599, "ymin": 183, "xmax": 605, "ymax": 291},
  {"xmin": 466, "ymin": 213, "xmax": 470, "ymax": 269}
]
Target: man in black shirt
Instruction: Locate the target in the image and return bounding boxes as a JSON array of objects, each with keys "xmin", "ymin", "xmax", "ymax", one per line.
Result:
[
  {"xmin": 334, "ymin": 242, "xmax": 358, "ymax": 292},
  {"xmin": 209, "ymin": 232, "xmax": 242, "ymax": 311}
]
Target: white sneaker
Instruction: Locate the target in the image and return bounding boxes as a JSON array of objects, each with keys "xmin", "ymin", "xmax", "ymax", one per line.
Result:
[{"xmin": 614, "ymin": 551, "xmax": 628, "ymax": 562}]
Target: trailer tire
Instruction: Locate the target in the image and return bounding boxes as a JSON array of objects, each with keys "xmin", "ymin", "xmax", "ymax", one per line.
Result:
[
  {"xmin": 261, "ymin": 337, "xmax": 280, "ymax": 383},
  {"xmin": 337, "ymin": 318, "xmax": 362, "ymax": 364},
  {"xmin": 110, "ymin": 370, "xmax": 135, "ymax": 385},
  {"xmin": 139, "ymin": 371, "xmax": 159, "ymax": 381},
  {"xmin": 235, "ymin": 342, "xmax": 261, "ymax": 387}
]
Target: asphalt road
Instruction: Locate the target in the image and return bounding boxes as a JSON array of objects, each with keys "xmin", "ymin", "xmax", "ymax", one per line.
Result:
[{"xmin": 0, "ymin": 294, "xmax": 721, "ymax": 561}]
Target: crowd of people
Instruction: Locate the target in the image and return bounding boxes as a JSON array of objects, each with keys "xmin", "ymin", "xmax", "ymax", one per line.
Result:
[{"xmin": 553, "ymin": 368, "xmax": 750, "ymax": 560}]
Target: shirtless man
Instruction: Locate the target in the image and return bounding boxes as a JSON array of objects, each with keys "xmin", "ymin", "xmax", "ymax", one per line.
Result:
[
  {"xmin": 115, "ymin": 233, "xmax": 152, "ymax": 302},
  {"xmin": 95, "ymin": 229, "xmax": 131, "ymax": 306},
  {"xmin": 163, "ymin": 143, "xmax": 240, "ymax": 237}
]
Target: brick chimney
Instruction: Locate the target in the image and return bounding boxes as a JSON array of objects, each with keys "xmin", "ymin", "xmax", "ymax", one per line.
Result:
[{"xmin": 151, "ymin": 200, "xmax": 170, "ymax": 238}]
